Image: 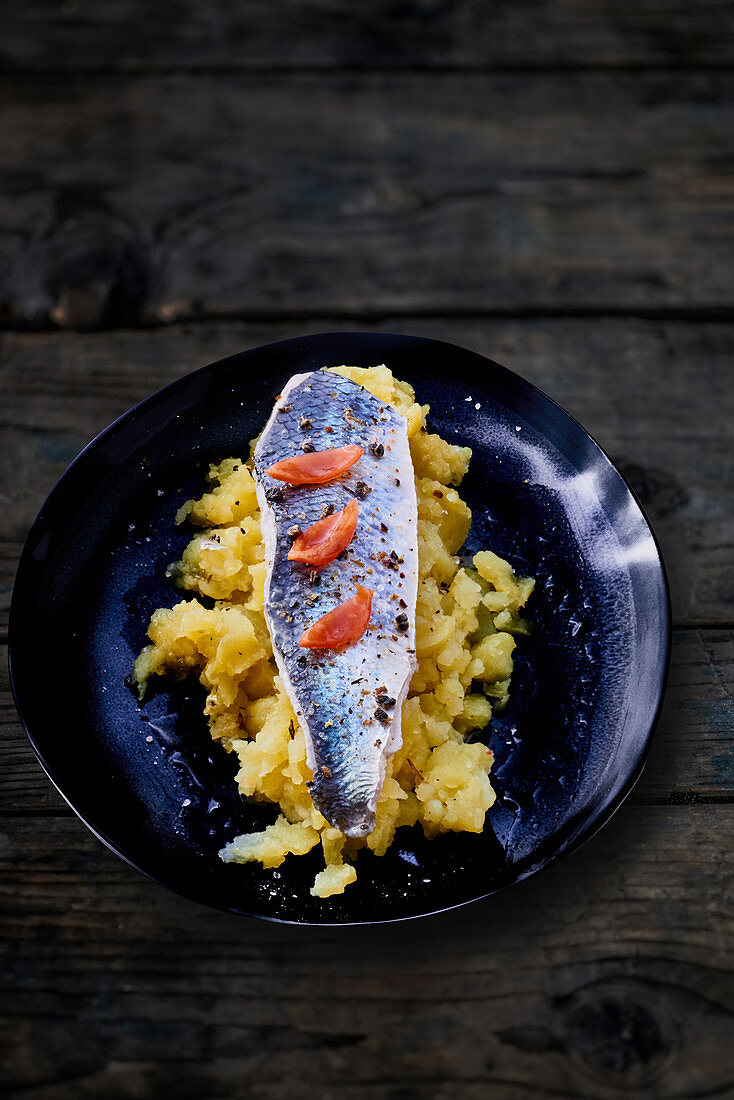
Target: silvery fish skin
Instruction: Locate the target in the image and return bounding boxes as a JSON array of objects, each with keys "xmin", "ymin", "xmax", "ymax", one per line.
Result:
[{"xmin": 253, "ymin": 370, "xmax": 418, "ymax": 837}]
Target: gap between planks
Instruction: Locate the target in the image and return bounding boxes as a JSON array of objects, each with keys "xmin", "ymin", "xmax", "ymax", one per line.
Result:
[
  {"xmin": 3, "ymin": 62, "xmax": 734, "ymax": 78},
  {"xmin": 6, "ymin": 305, "xmax": 734, "ymax": 334}
]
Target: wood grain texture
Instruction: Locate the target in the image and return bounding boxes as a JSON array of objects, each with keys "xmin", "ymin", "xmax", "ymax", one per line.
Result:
[
  {"xmin": 2, "ymin": 18, "xmax": 733, "ymax": 1091},
  {"xmin": 2, "ymin": 317, "xmax": 732, "ymax": 632},
  {"xmin": 2, "ymin": 0, "xmax": 734, "ymax": 72},
  {"xmin": 2, "ymin": 628, "xmax": 732, "ymax": 815},
  {"xmin": 1, "ymin": 653, "xmax": 67, "ymax": 814},
  {"xmin": 2, "ymin": 72, "xmax": 734, "ymax": 325},
  {"xmin": 0, "ymin": 805, "xmax": 732, "ymax": 1098}
]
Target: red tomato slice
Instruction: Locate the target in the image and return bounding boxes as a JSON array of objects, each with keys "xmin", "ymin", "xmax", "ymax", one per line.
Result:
[
  {"xmin": 299, "ymin": 584, "xmax": 374, "ymax": 650},
  {"xmin": 288, "ymin": 499, "xmax": 359, "ymax": 567},
  {"xmin": 266, "ymin": 445, "xmax": 363, "ymax": 485}
]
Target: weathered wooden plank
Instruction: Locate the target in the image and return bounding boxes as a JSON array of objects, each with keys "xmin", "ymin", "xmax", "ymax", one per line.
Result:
[
  {"xmin": 644, "ymin": 630, "xmax": 733, "ymax": 802},
  {"xmin": 1, "ymin": 72, "xmax": 733, "ymax": 325},
  {"xmin": 3, "ymin": 629, "xmax": 731, "ymax": 815},
  {"xmin": 1, "ymin": 653, "xmax": 68, "ymax": 814},
  {"xmin": 2, "ymin": 0, "xmax": 734, "ymax": 72},
  {"xmin": 2, "ymin": 318, "xmax": 731, "ymax": 631},
  {"xmin": 0, "ymin": 805, "xmax": 732, "ymax": 1098}
]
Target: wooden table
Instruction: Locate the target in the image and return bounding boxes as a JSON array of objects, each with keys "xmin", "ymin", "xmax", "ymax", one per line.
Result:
[{"xmin": 1, "ymin": 4, "xmax": 733, "ymax": 1096}]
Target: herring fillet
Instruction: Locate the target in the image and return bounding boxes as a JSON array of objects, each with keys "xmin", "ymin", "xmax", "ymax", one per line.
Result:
[{"xmin": 253, "ymin": 370, "xmax": 418, "ymax": 837}]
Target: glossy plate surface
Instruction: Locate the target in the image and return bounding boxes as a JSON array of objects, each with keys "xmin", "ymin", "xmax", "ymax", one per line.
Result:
[{"xmin": 9, "ymin": 333, "xmax": 670, "ymax": 923}]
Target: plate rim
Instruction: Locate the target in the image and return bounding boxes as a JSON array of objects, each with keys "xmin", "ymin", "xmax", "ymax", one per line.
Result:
[{"xmin": 8, "ymin": 330, "xmax": 672, "ymax": 924}]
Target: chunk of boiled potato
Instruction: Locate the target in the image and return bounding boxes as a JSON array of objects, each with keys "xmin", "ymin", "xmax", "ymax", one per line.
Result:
[
  {"xmin": 219, "ymin": 817, "xmax": 320, "ymax": 869},
  {"xmin": 471, "ymin": 632, "xmax": 516, "ymax": 683},
  {"xmin": 410, "ymin": 431, "xmax": 472, "ymax": 485}
]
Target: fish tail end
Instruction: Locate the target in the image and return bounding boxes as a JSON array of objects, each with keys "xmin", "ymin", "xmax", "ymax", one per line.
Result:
[
  {"xmin": 340, "ymin": 811, "xmax": 377, "ymax": 839},
  {"xmin": 313, "ymin": 782, "xmax": 377, "ymax": 837}
]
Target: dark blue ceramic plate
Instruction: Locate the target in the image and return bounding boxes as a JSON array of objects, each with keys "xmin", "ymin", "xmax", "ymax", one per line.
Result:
[{"xmin": 9, "ymin": 333, "xmax": 670, "ymax": 924}]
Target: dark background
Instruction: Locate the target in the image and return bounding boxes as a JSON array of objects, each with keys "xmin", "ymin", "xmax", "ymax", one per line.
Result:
[{"xmin": 1, "ymin": 2, "xmax": 733, "ymax": 1097}]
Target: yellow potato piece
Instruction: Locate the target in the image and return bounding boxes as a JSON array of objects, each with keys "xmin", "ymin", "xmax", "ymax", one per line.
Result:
[
  {"xmin": 472, "ymin": 632, "xmax": 516, "ymax": 683},
  {"xmin": 220, "ymin": 817, "xmax": 320, "ymax": 869}
]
